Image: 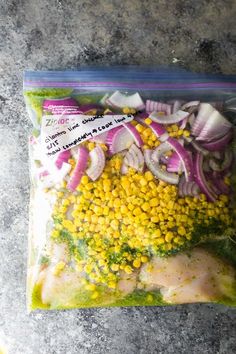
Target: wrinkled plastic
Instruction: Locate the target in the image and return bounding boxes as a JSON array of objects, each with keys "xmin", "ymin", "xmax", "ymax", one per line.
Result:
[{"xmin": 24, "ymin": 68, "xmax": 236, "ymax": 311}]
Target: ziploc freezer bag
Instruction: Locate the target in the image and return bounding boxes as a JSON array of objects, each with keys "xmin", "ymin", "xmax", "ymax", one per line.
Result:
[{"xmin": 24, "ymin": 68, "xmax": 236, "ymax": 311}]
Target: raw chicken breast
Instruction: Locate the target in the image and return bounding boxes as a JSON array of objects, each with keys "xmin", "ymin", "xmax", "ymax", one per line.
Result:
[
  {"xmin": 117, "ymin": 271, "xmax": 138, "ymax": 295},
  {"xmin": 139, "ymin": 248, "xmax": 235, "ymax": 304},
  {"xmin": 38, "ymin": 243, "xmax": 83, "ymax": 306}
]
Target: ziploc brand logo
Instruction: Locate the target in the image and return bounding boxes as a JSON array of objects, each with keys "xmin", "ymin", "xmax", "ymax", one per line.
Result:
[{"xmin": 41, "ymin": 114, "xmax": 133, "ymax": 157}]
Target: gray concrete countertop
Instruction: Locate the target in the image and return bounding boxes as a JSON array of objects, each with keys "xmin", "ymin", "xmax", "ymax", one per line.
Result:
[{"xmin": 0, "ymin": 1, "xmax": 236, "ymax": 353}]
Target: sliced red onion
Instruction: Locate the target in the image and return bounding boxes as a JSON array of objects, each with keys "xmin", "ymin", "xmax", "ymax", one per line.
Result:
[
  {"xmin": 149, "ymin": 122, "xmax": 169, "ymax": 142},
  {"xmin": 123, "ymin": 145, "xmax": 144, "ymax": 173},
  {"xmin": 183, "ymin": 135, "xmax": 193, "ymax": 144},
  {"xmin": 212, "ymin": 151, "xmax": 222, "ymax": 160},
  {"xmin": 178, "ymin": 175, "xmax": 184, "ymax": 197},
  {"xmin": 178, "ymin": 138, "xmax": 185, "ymax": 146},
  {"xmin": 213, "ymin": 178, "xmax": 230, "ymax": 194},
  {"xmin": 90, "ymin": 132, "xmax": 108, "ymax": 143},
  {"xmin": 55, "ymin": 150, "xmax": 71, "ymax": 169},
  {"xmin": 145, "ymin": 145, "xmax": 179, "ymax": 184},
  {"xmin": 100, "ymin": 93, "xmax": 109, "ymax": 106},
  {"xmin": 106, "ymin": 126, "xmax": 134, "ymax": 154},
  {"xmin": 209, "ymin": 101, "xmax": 224, "ymax": 111},
  {"xmin": 196, "ymin": 109, "xmax": 232, "ymax": 141},
  {"xmin": 86, "ymin": 145, "xmax": 105, "ymax": 181},
  {"xmin": 209, "ymin": 149, "xmax": 233, "ymax": 172},
  {"xmin": 203, "ymin": 159, "xmax": 211, "ymax": 172},
  {"xmin": 209, "ymin": 158, "xmax": 222, "ymax": 172},
  {"xmin": 179, "ymin": 117, "xmax": 188, "ymax": 130},
  {"xmin": 191, "ymin": 140, "xmax": 209, "ymax": 156},
  {"xmin": 130, "ymin": 144, "xmax": 144, "ymax": 171},
  {"xmin": 137, "ymin": 112, "xmax": 149, "ymax": 119},
  {"xmin": 57, "ymin": 162, "xmax": 72, "ymax": 181},
  {"xmin": 70, "ymin": 147, "xmax": 79, "ymax": 158},
  {"xmin": 40, "ymin": 162, "xmax": 71, "ymax": 187},
  {"xmin": 123, "ymin": 122, "xmax": 144, "ymax": 147},
  {"xmin": 167, "ymin": 137, "xmax": 194, "ymax": 181},
  {"xmin": 29, "ymin": 135, "xmax": 37, "ymax": 145},
  {"xmin": 134, "ymin": 117, "xmax": 146, "ymax": 125},
  {"xmin": 134, "ymin": 112, "xmax": 149, "ymax": 124},
  {"xmin": 166, "ymin": 152, "xmax": 183, "ymax": 173},
  {"xmin": 67, "ymin": 146, "xmax": 89, "ymax": 191},
  {"xmin": 201, "ymin": 130, "xmax": 233, "ymax": 151},
  {"xmin": 38, "ymin": 169, "xmax": 50, "ymax": 179},
  {"xmin": 191, "ymin": 182, "xmax": 200, "ymax": 196},
  {"xmin": 179, "ymin": 168, "xmax": 200, "ymax": 197},
  {"xmin": 146, "ymin": 100, "xmax": 171, "ymax": 115},
  {"xmin": 181, "ymin": 101, "xmax": 200, "ymax": 111},
  {"xmin": 172, "ymin": 100, "xmax": 183, "ymax": 113},
  {"xmin": 39, "ymin": 175, "xmax": 54, "ymax": 189},
  {"xmin": 194, "ymin": 152, "xmax": 217, "ymax": 202},
  {"xmin": 107, "ymin": 91, "xmax": 145, "ymax": 110},
  {"xmin": 192, "ymin": 103, "xmax": 232, "ymax": 141},
  {"xmin": 221, "ymin": 149, "xmax": 233, "ymax": 170},
  {"xmin": 160, "ymin": 155, "xmax": 169, "ymax": 164},
  {"xmin": 121, "ymin": 163, "xmax": 128, "ymax": 174},
  {"xmin": 189, "ymin": 113, "xmax": 195, "ymax": 127},
  {"xmin": 191, "ymin": 103, "xmax": 215, "ymax": 137},
  {"xmin": 122, "ymin": 144, "xmax": 144, "ymax": 173},
  {"xmin": 150, "ymin": 110, "xmax": 189, "ymax": 124}
]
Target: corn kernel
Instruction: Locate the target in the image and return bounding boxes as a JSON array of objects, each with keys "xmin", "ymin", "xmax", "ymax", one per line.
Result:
[
  {"xmin": 140, "ymin": 177, "xmax": 148, "ymax": 186},
  {"xmin": 108, "ymin": 281, "xmax": 117, "ymax": 289},
  {"xmin": 91, "ymin": 291, "xmax": 99, "ymax": 299},
  {"xmin": 171, "ymin": 124, "xmax": 179, "ymax": 132},
  {"xmin": 144, "ymin": 171, "xmax": 154, "ymax": 181},
  {"xmin": 150, "ymin": 198, "xmax": 159, "ymax": 207},
  {"xmin": 123, "ymin": 107, "xmax": 131, "ymax": 114},
  {"xmin": 146, "ymin": 294, "xmax": 153, "ymax": 302},
  {"xmin": 51, "ymin": 229, "xmax": 60, "ymax": 238},
  {"xmin": 178, "ymin": 226, "xmax": 186, "ymax": 236},
  {"xmin": 144, "ymin": 117, "xmax": 152, "ymax": 125},
  {"xmin": 133, "ymin": 259, "xmax": 141, "ymax": 268},
  {"xmin": 153, "ymin": 229, "xmax": 162, "ymax": 238},
  {"xmin": 141, "ymin": 202, "xmax": 149, "ymax": 212},
  {"xmin": 165, "ymin": 231, "xmax": 174, "ymax": 243},
  {"xmin": 52, "ymin": 261, "xmax": 66, "ymax": 276},
  {"xmin": 219, "ymin": 195, "xmax": 229, "ymax": 203},
  {"xmin": 128, "ymin": 203, "xmax": 134, "ymax": 211},
  {"xmin": 111, "ymin": 219, "xmax": 119, "ymax": 230},
  {"xmin": 113, "ymin": 198, "xmax": 121, "ymax": 208},
  {"xmin": 183, "ymin": 130, "xmax": 190, "ymax": 137},
  {"xmin": 124, "ymin": 265, "xmax": 133, "ymax": 274},
  {"xmin": 111, "ymin": 264, "xmax": 119, "ymax": 271},
  {"xmin": 85, "ymin": 283, "xmax": 96, "ymax": 291},
  {"xmin": 121, "ymin": 205, "xmax": 128, "ymax": 214},
  {"xmin": 156, "ymin": 237, "xmax": 165, "ymax": 245},
  {"xmin": 136, "ymin": 124, "xmax": 144, "ymax": 133},
  {"xmin": 143, "ymin": 128, "xmax": 151, "ymax": 138},
  {"xmin": 133, "ymin": 207, "xmax": 142, "ymax": 216},
  {"xmin": 150, "ymin": 216, "xmax": 159, "ymax": 223},
  {"xmin": 88, "ymin": 142, "xmax": 95, "ymax": 151},
  {"xmin": 85, "ymin": 183, "xmax": 94, "ymax": 190},
  {"xmin": 94, "ymin": 206, "xmax": 103, "ymax": 216}
]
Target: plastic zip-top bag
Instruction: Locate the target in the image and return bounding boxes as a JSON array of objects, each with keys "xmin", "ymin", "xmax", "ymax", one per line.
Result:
[{"xmin": 24, "ymin": 68, "xmax": 236, "ymax": 311}]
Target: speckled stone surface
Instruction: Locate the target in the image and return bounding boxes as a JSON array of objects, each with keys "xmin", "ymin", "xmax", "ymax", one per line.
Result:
[{"xmin": 0, "ymin": 0, "xmax": 236, "ymax": 353}]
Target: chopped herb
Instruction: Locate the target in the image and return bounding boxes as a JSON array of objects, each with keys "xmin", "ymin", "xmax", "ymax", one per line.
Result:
[{"xmin": 40, "ymin": 256, "xmax": 50, "ymax": 265}]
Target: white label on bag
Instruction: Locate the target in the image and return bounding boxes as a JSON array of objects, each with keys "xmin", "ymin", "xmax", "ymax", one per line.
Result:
[{"xmin": 41, "ymin": 114, "xmax": 133, "ymax": 157}]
